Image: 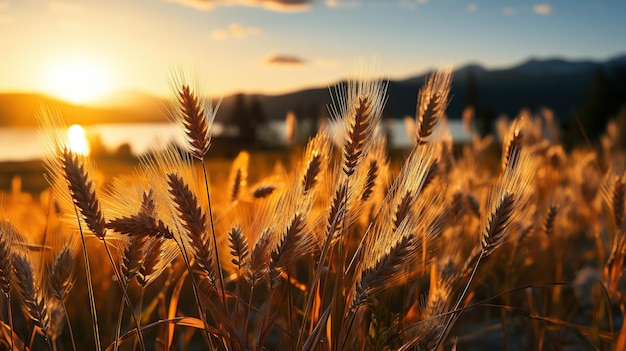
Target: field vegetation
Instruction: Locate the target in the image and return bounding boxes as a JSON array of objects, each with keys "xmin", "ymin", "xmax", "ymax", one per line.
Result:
[{"xmin": 1, "ymin": 65, "xmax": 625, "ymax": 351}]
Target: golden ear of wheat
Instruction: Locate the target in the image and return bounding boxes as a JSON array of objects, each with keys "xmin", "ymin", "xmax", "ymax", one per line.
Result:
[
  {"xmin": 360, "ymin": 159, "xmax": 379, "ymax": 202},
  {"xmin": 12, "ymin": 253, "xmax": 51, "ymax": 337},
  {"xmin": 302, "ymin": 153, "xmax": 323, "ymax": 195},
  {"xmin": 121, "ymin": 236, "xmax": 147, "ymax": 283},
  {"xmin": 107, "ymin": 211, "xmax": 175, "ymax": 239},
  {"xmin": 542, "ymin": 204, "xmax": 559, "ymax": 236},
  {"xmin": 502, "ymin": 129, "xmax": 523, "ymax": 172},
  {"xmin": 252, "ymin": 185, "xmax": 277, "ymax": 199},
  {"xmin": 167, "ymin": 173, "xmax": 214, "ymax": 280},
  {"xmin": 228, "ymin": 226, "xmax": 249, "ymax": 268},
  {"xmin": 343, "ymin": 96, "xmax": 374, "ymax": 176},
  {"xmin": 612, "ymin": 177, "xmax": 625, "ymax": 228},
  {"xmin": 229, "ymin": 151, "xmax": 250, "ymax": 202},
  {"xmin": 61, "ymin": 148, "xmax": 106, "ymax": 239},
  {"xmin": 415, "ymin": 69, "xmax": 452, "ymax": 145},
  {"xmin": 393, "ymin": 191, "xmax": 415, "ymax": 232},
  {"xmin": 326, "ymin": 183, "xmax": 348, "ymax": 240},
  {"xmin": 49, "ymin": 246, "xmax": 76, "ymax": 301},
  {"xmin": 248, "ymin": 228, "xmax": 273, "ymax": 286},
  {"xmin": 177, "ymin": 84, "xmax": 211, "ymax": 159},
  {"xmin": 299, "ymin": 132, "xmax": 331, "ymax": 196},
  {"xmin": 481, "ymin": 193, "xmax": 515, "ymax": 255},
  {"xmin": 168, "ymin": 66, "xmax": 220, "ymax": 160},
  {"xmin": 270, "ymin": 213, "xmax": 315, "ymax": 287},
  {"xmin": 137, "ymin": 237, "xmax": 167, "ymax": 288},
  {"xmin": 352, "ymin": 235, "xmax": 416, "ymax": 310},
  {"xmin": 330, "ymin": 63, "xmax": 387, "ymax": 178}
]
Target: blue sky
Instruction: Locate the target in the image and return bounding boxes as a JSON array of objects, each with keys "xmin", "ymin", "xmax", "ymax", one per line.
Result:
[{"xmin": 1, "ymin": 0, "xmax": 624, "ymax": 102}]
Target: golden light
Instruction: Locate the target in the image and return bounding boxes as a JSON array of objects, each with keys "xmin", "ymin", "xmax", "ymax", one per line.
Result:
[
  {"xmin": 67, "ymin": 124, "xmax": 90, "ymax": 155},
  {"xmin": 46, "ymin": 58, "xmax": 112, "ymax": 104}
]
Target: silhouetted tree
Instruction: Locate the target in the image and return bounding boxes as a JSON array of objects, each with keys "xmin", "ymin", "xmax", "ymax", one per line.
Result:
[
  {"xmin": 230, "ymin": 93, "xmax": 254, "ymax": 147},
  {"xmin": 580, "ymin": 69, "xmax": 613, "ymax": 138},
  {"xmin": 564, "ymin": 67, "xmax": 626, "ymax": 146},
  {"xmin": 466, "ymin": 68, "xmax": 493, "ymax": 137},
  {"xmin": 249, "ymin": 97, "xmax": 268, "ymax": 147}
]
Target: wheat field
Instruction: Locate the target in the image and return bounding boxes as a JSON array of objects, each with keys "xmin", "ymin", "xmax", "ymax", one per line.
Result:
[{"xmin": 1, "ymin": 65, "xmax": 625, "ymax": 351}]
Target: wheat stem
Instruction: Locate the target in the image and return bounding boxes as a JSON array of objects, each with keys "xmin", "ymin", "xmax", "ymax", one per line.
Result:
[
  {"xmin": 434, "ymin": 249, "xmax": 484, "ymax": 350},
  {"xmin": 58, "ymin": 299, "xmax": 77, "ymax": 351},
  {"xmin": 7, "ymin": 294, "xmax": 13, "ymax": 351},
  {"xmin": 201, "ymin": 159, "xmax": 228, "ymax": 315},
  {"xmin": 114, "ymin": 296, "xmax": 125, "ymax": 351},
  {"xmin": 174, "ymin": 236, "xmax": 216, "ymax": 349},
  {"xmin": 73, "ymin": 206, "xmax": 101, "ymax": 351},
  {"xmin": 101, "ymin": 240, "xmax": 147, "ymax": 351}
]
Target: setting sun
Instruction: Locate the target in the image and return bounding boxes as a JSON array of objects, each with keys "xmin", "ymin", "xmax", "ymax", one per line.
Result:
[
  {"xmin": 67, "ymin": 124, "xmax": 90, "ymax": 155},
  {"xmin": 46, "ymin": 58, "xmax": 112, "ymax": 105}
]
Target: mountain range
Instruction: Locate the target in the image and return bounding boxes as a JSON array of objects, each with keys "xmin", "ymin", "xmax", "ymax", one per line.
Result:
[{"xmin": 1, "ymin": 54, "xmax": 625, "ymax": 128}]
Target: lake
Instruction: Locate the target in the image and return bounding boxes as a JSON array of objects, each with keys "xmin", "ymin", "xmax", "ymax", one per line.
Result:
[{"xmin": 0, "ymin": 120, "xmax": 472, "ymax": 162}]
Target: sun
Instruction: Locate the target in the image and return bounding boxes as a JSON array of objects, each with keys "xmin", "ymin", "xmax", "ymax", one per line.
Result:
[
  {"xmin": 46, "ymin": 58, "xmax": 112, "ymax": 105},
  {"xmin": 67, "ymin": 124, "xmax": 90, "ymax": 155}
]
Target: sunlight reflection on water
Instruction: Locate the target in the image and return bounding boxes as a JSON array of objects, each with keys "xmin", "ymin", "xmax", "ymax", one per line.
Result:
[
  {"xmin": 0, "ymin": 123, "xmax": 186, "ymax": 162},
  {"xmin": 0, "ymin": 120, "xmax": 472, "ymax": 162}
]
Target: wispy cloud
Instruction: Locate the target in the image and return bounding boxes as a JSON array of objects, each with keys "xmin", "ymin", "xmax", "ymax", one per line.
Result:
[
  {"xmin": 467, "ymin": 2, "xmax": 477, "ymax": 12},
  {"xmin": 212, "ymin": 22, "xmax": 262, "ymax": 40},
  {"xmin": 533, "ymin": 3, "xmax": 552, "ymax": 15},
  {"xmin": 166, "ymin": 0, "xmax": 311, "ymax": 12},
  {"xmin": 265, "ymin": 53, "xmax": 306, "ymax": 65}
]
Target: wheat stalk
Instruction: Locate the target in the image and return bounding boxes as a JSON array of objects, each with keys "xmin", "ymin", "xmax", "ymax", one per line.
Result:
[{"xmin": 169, "ymin": 73, "xmax": 228, "ymax": 319}]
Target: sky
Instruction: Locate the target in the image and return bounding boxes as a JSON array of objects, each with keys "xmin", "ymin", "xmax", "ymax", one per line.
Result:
[{"xmin": 1, "ymin": 0, "xmax": 625, "ymax": 103}]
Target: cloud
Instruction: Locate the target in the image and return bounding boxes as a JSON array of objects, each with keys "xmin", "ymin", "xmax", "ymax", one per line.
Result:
[
  {"xmin": 265, "ymin": 53, "xmax": 306, "ymax": 65},
  {"xmin": 533, "ymin": 3, "xmax": 552, "ymax": 15},
  {"xmin": 211, "ymin": 22, "xmax": 262, "ymax": 40},
  {"xmin": 467, "ymin": 2, "xmax": 477, "ymax": 12},
  {"xmin": 167, "ymin": 0, "xmax": 311, "ymax": 12},
  {"xmin": 416, "ymin": 0, "xmax": 428, "ymax": 4},
  {"xmin": 502, "ymin": 6, "xmax": 515, "ymax": 15},
  {"xmin": 0, "ymin": 2, "xmax": 10, "ymax": 11}
]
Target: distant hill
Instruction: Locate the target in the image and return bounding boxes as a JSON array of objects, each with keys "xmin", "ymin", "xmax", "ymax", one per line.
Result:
[
  {"xmin": 242, "ymin": 54, "xmax": 626, "ymax": 123},
  {"xmin": 0, "ymin": 93, "xmax": 168, "ymax": 127},
  {"xmin": 1, "ymin": 54, "xmax": 625, "ymax": 127}
]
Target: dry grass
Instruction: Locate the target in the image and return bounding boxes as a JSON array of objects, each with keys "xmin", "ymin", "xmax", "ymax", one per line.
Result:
[{"xmin": 1, "ymin": 63, "xmax": 625, "ymax": 351}]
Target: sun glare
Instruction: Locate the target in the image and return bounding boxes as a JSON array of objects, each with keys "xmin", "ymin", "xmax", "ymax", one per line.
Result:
[
  {"xmin": 46, "ymin": 58, "xmax": 112, "ymax": 105},
  {"xmin": 67, "ymin": 124, "xmax": 90, "ymax": 155}
]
